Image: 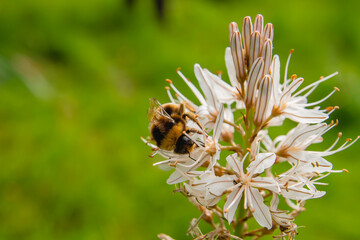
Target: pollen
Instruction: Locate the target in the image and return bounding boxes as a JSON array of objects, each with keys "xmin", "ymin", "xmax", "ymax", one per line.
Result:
[
  {"xmin": 325, "ymin": 106, "xmax": 334, "ymax": 112},
  {"xmin": 291, "ymin": 74, "xmax": 297, "ymax": 80}
]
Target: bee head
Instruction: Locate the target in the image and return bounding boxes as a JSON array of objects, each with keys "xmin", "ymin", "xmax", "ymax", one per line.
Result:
[{"xmin": 174, "ymin": 134, "xmax": 195, "ymax": 154}]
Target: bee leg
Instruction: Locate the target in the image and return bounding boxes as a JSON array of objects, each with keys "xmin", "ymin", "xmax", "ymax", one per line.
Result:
[
  {"xmin": 188, "ymin": 152, "xmax": 196, "ymax": 161},
  {"xmin": 182, "ymin": 112, "xmax": 203, "ymax": 129},
  {"xmin": 186, "ymin": 128, "xmax": 203, "ymax": 135},
  {"xmin": 183, "ymin": 101, "xmax": 196, "ymax": 113}
]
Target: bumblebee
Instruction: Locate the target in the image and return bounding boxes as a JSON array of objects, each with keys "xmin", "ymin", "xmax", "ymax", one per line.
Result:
[{"xmin": 147, "ymin": 98, "xmax": 203, "ymax": 155}]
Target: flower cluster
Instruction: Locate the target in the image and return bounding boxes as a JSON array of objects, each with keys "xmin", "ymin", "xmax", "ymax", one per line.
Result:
[{"xmin": 143, "ymin": 14, "xmax": 358, "ymax": 239}]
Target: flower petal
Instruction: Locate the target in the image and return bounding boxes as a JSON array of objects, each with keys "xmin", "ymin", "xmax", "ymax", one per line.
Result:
[
  {"xmin": 247, "ymin": 152, "xmax": 276, "ymax": 176},
  {"xmin": 225, "ymin": 47, "xmax": 240, "ymax": 89},
  {"xmin": 206, "ymin": 175, "xmax": 237, "ymax": 197},
  {"xmin": 213, "ymin": 104, "xmax": 225, "ymax": 141},
  {"xmin": 224, "ymin": 186, "xmax": 244, "ymax": 223},
  {"xmin": 251, "ymin": 176, "xmax": 280, "ymax": 193},
  {"xmin": 226, "ymin": 153, "xmax": 243, "ymax": 176},
  {"xmin": 204, "ymin": 69, "xmax": 237, "ymax": 105},
  {"xmin": 283, "ymin": 105, "xmax": 328, "ymax": 124},
  {"xmin": 246, "ymin": 187, "xmax": 272, "ymax": 229},
  {"xmin": 194, "ymin": 64, "xmax": 218, "ymax": 111}
]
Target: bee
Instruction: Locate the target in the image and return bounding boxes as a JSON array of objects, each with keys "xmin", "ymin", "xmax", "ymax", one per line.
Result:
[{"xmin": 147, "ymin": 98, "xmax": 204, "ymax": 156}]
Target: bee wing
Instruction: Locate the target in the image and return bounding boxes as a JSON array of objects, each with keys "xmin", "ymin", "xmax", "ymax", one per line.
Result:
[{"xmin": 147, "ymin": 98, "xmax": 175, "ymax": 123}]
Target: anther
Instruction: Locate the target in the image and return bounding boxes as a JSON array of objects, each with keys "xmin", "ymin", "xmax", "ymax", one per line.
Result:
[
  {"xmin": 251, "ymin": 208, "xmax": 255, "ymax": 213},
  {"xmin": 316, "ymin": 161, "xmax": 320, "ymax": 167},
  {"xmin": 148, "ymin": 155, "xmax": 154, "ymax": 158},
  {"xmin": 176, "ymin": 67, "xmax": 181, "ymax": 72},
  {"xmin": 320, "ymin": 76, "xmax": 324, "ymax": 79},
  {"xmin": 338, "ymin": 132, "xmax": 342, "ymax": 137},
  {"xmin": 342, "ymin": 168, "xmax": 349, "ymax": 173},
  {"xmin": 325, "ymin": 106, "xmax": 334, "ymax": 112},
  {"xmin": 289, "ymin": 49, "xmax": 294, "ymax": 54},
  {"xmin": 334, "ymin": 87, "xmax": 340, "ymax": 92},
  {"xmin": 224, "ymin": 208, "xmax": 229, "ymax": 213},
  {"xmin": 165, "ymin": 79, "xmax": 173, "ymax": 84},
  {"xmin": 291, "ymin": 74, "xmax": 297, "ymax": 80},
  {"xmin": 285, "ymin": 182, "xmax": 289, "ymax": 192},
  {"xmin": 246, "ymin": 148, "xmax": 251, "ymax": 152},
  {"xmin": 346, "ymin": 138, "xmax": 352, "ymax": 142},
  {"xmin": 311, "ymin": 162, "xmax": 316, "ymax": 167},
  {"xmin": 165, "ymin": 86, "xmax": 170, "ymax": 90}
]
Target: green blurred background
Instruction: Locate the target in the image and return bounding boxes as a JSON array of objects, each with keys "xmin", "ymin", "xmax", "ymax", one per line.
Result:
[{"xmin": 0, "ymin": 0, "xmax": 359, "ymax": 239}]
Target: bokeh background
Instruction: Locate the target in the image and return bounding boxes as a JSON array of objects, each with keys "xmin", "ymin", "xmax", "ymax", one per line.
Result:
[{"xmin": 0, "ymin": 0, "xmax": 359, "ymax": 239}]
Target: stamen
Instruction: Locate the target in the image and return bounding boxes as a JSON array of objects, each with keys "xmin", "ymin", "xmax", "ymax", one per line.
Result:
[
  {"xmin": 293, "ymin": 72, "xmax": 338, "ymax": 97},
  {"xmin": 284, "ymin": 49, "xmax": 294, "ymax": 88},
  {"xmin": 327, "ymin": 106, "xmax": 339, "ymax": 115},
  {"xmin": 177, "ymin": 69, "xmax": 206, "ymax": 105},
  {"xmin": 324, "ymin": 132, "xmax": 342, "ymax": 152},
  {"xmin": 320, "ymin": 136, "xmax": 359, "ymax": 156},
  {"xmin": 165, "ymin": 86, "xmax": 175, "ymax": 103},
  {"xmin": 168, "ymin": 80, "xmax": 194, "ymax": 106},
  {"xmin": 303, "ymin": 88, "xmax": 338, "ymax": 107}
]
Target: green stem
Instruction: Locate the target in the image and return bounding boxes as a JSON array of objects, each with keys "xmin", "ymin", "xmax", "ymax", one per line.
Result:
[{"xmin": 234, "ymin": 198, "xmax": 246, "ymax": 237}]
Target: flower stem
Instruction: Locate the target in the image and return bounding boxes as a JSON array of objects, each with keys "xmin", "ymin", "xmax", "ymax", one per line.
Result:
[{"xmin": 234, "ymin": 198, "xmax": 246, "ymax": 237}]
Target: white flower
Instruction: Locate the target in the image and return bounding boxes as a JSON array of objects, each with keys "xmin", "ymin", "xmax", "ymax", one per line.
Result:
[
  {"xmin": 269, "ymin": 52, "xmax": 339, "ymax": 124},
  {"xmin": 207, "ymin": 152, "xmax": 279, "ymax": 229}
]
